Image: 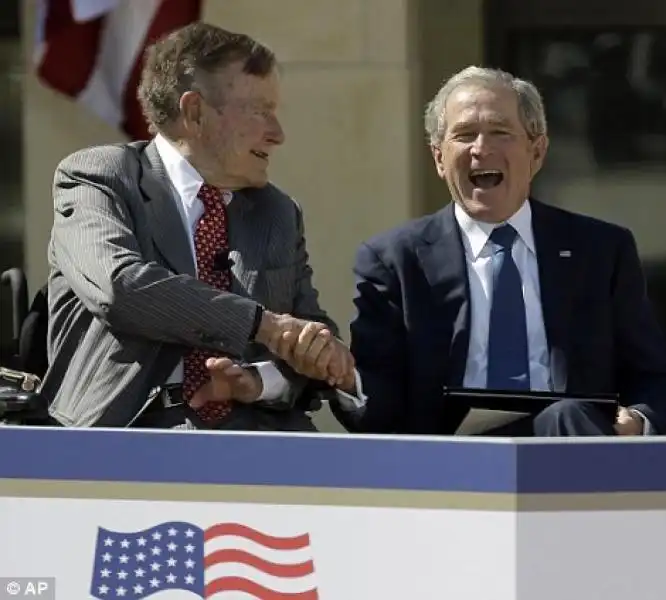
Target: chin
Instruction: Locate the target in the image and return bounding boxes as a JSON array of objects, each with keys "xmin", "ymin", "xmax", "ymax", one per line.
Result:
[
  {"xmin": 242, "ymin": 173, "xmax": 270, "ymax": 189},
  {"xmin": 466, "ymin": 205, "xmax": 499, "ymax": 223},
  {"xmin": 459, "ymin": 197, "xmax": 511, "ymax": 224},
  {"xmin": 468, "ymin": 189, "xmax": 524, "ymax": 221},
  {"xmin": 251, "ymin": 177, "xmax": 269, "ymax": 188}
]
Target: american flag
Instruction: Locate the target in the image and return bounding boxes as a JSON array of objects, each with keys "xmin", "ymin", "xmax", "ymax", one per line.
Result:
[
  {"xmin": 89, "ymin": 521, "xmax": 319, "ymax": 599},
  {"xmin": 34, "ymin": 0, "xmax": 202, "ymax": 140}
]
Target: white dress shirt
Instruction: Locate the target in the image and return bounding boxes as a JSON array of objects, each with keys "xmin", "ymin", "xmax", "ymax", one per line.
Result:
[
  {"xmin": 155, "ymin": 134, "xmax": 287, "ymax": 400},
  {"xmin": 455, "ymin": 200, "xmax": 551, "ymax": 390}
]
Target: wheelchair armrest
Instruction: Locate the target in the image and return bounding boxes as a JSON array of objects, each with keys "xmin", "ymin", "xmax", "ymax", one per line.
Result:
[{"xmin": 0, "ymin": 388, "xmax": 48, "ymax": 420}]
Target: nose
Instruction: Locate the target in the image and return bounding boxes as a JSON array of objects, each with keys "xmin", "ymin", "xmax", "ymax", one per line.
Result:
[
  {"xmin": 470, "ymin": 133, "xmax": 492, "ymax": 158},
  {"xmin": 267, "ymin": 115, "xmax": 285, "ymax": 146}
]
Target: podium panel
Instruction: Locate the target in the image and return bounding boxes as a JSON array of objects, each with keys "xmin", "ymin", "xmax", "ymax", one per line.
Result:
[{"xmin": 0, "ymin": 427, "xmax": 664, "ymax": 599}]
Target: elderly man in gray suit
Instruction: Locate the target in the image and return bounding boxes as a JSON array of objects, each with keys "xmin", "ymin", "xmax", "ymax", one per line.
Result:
[{"xmin": 40, "ymin": 23, "xmax": 356, "ymax": 430}]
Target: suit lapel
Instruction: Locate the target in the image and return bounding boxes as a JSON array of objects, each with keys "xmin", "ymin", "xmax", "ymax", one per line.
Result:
[
  {"xmin": 226, "ymin": 190, "xmax": 263, "ymax": 298},
  {"xmin": 531, "ymin": 199, "xmax": 576, "ymax": 392},
  {"xmin": 415, "ymin": 203, "xmax": 470, "ymax": 385},
  {"xmin": 139, "ymin": 141, "xmax": 196, "ymax": 276}
]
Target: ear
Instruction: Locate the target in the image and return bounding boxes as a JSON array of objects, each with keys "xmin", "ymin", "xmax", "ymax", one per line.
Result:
[
  {"xmin": 431, "ymin": 144, "xmax": 446, "ymax": 179},
  {"xmin": 530, "ymin": 134, "xmax": 549, "ymax": 177},
  {"xmin": 179, "ymin": 91, "xmax": 204, "ymax": 136}
]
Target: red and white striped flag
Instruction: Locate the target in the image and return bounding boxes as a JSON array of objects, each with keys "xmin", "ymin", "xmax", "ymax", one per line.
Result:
[{"xmin": 34, "ymin": 0, "xmax": 202, "ymax": 140}]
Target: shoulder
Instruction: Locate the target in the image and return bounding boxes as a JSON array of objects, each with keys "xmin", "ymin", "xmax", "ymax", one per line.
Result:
[
  {"xmin": 54, "ymin": 141, "xmax": 148, "ymax": 183},
  {"xmin": 534, "ymin": 199, "xmax": 635, "ymax": 247},
  {"xmin": 241, "ymin": 182, "xmax": 307, "ymax": 232},
  {"xmin": 359, "ymin": 211, "xmax": 444, "ymax": 264},
  {"xmin": 242, "ymin": 181, "xmax": 299, "ymax": 211}
]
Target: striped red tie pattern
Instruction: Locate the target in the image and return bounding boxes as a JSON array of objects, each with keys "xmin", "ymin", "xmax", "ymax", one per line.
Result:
[{"xmin": 182, "ymin": 184, "xmax": 233, "ymax": 423}]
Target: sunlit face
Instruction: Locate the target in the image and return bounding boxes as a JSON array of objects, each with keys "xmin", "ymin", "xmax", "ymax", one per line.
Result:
[
  {"xmin": 431, "ymin": 84, "xmax": 548, "ymax": 223},
  {"xmin": 182, "ymin": 62, "xmax": 285, "ymax": 189}
]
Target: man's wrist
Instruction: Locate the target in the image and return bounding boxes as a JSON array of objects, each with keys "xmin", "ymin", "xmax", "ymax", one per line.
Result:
[
  {"xmin": 628, "ymin": 408, "xmax": 647, "ymax": 433},
  {"xmin": 253, "ymin": 309, "xmax": 280, "ymax": 346},
  {"xmin": 244, "ymin": 366, "xmax": 264, "ymax": 401},
  {"xmin": 250, "ymin": 305, "xmax": 266, "ymax": 341},
  {"xmin": 628, "ymin": 408, "xmax": 644, "ymax": 422}
]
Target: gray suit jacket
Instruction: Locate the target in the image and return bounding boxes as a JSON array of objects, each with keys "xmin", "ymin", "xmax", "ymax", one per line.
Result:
[{"xmin": 40, "ymin": 140, "xmax": 337, "ymax": 426}]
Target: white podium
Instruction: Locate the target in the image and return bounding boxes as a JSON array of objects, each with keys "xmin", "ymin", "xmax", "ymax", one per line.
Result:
[{"xmin": 0, "ymin": 427, "xmax": 664, "ymax": 599}]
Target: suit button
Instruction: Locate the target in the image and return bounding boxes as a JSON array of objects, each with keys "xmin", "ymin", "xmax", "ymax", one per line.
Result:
[{"xmin": 199, "ymin": 332, "xmax": 215, "ymax": 344}]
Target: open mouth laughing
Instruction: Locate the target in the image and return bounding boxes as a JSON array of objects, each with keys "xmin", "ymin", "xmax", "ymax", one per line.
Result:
[{"xmin": 468, "ymin": 169, "xmax": 504, "ymax": 189}]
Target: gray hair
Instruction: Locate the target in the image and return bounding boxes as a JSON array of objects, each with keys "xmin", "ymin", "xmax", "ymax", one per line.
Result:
[{"xmin": 424, "ymin": 66, "xmax": 547, "ymax": 146}]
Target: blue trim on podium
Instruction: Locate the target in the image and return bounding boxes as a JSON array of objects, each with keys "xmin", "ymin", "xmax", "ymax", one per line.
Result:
[
  {"xmin": 2, "ymin": 428, "xmax": 666, "ymax": 494},
  {"xmin": 0, "ymin": 428, "xmax": 517, "ymax": 493},
  {"xmin": 517, "ymin": 442, "xmax": 666, "ymax": 493}
]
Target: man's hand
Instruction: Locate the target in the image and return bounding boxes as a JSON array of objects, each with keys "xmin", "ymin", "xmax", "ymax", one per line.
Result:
[
  {"xmin": 614, "ymin": 407, "xmax": 644, "ymax": 436},
  {"xmin": 290, "ymin": 330, "xmax": 355, "ymax": 387},
  {"xmin": 254, "ymin": 311, "xmax": 328, "ymax": 357},
  {"xmin": 254, "ymin": 311, "xmax": 355, "ymax": 386},
  {"xmin": 189, "ymin": 358, "xmax": 262, "ymax": 409}
]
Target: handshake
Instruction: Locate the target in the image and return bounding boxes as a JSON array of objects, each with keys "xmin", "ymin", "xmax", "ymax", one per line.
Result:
[
  {"xmin": 191, "ymin": 311, "xmax": 356, "ymax": 410},
  {"xmin": 254, "ymin": 310, "xmax": 355, "ymax": 390}
]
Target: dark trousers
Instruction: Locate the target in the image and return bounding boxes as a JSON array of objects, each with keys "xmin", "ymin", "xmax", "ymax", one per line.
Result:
[
  {"xmin": 480, "ymin": 399, "xmax": 617, "ymax": 437},
  {"xmin": 135, "ymin": 402, "xmax": 317, "ymax": 432}
]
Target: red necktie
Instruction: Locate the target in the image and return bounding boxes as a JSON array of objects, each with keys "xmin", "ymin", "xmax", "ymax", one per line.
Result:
[{"xmin": 182, "ymin": 183, "xmax": 233, "ymax": 423}]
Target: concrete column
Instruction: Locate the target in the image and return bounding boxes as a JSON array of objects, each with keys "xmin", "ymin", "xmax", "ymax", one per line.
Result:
[{"xmin": 413, "ymin": 0, "xmax": 485, "ymax": 215}]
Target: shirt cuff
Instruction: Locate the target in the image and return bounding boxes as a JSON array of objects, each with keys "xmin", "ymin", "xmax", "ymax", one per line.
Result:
[
  {"xmin": 335, "ymin": 369, "xmax": 367, "ymax": 411},
  {"xmin": 630, "ymin": 409, "xmax": 657, "ymax": 435},
  {"xmin": 253, "ymin": 361, "xmax": 289, "ymax": 400}
]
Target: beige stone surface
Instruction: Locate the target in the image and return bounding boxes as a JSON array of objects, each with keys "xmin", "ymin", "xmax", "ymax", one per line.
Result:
[
  {"xmin": 202, "ymin": 0, "xmax": 365, "ymax": 63},
  {"xmin": 269, "ymin": 65, "xmax": 415, "ymax": 331},
  {"xmin": 361, "ymin": 0, "xmax": 411, "ymax": 64}
]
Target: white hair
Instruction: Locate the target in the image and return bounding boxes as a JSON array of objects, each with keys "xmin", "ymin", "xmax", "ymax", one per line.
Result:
[{"xmin": 424, "ymin": 66, "xmax": 547, "ymax": 146}]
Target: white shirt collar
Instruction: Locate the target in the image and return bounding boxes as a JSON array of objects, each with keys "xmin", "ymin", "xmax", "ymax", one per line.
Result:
[
  {"xmin": 454, "ymin": 199, "xmax": 535, "ymax": 260},
  {"xmin": 153, "ymin": 133, "xmax": 232, "ymax": 208}
]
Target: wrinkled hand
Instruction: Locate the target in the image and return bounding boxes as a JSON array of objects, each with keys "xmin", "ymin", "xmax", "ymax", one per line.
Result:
[
  {"xmin": 189, "ymin": 358, "xmax": 262, "ymax": 409},
  {"xmin": 289, "ymin": 328, "xmax": 355, "ymax": 387},
  {"xmin": 614, "ymin": 407, "xmax": 644, "ymax": 436},
  {"xmin": 255, "ymin": 312, "xmax": 326, "ymax": 358},
  {"xmin": 254, "ymin": 311, "xmax": 355, "ymax": 387}
]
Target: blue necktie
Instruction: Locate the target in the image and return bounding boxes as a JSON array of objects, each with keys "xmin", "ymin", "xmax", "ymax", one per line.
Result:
[{"xmin": 486, "ymin": 224, "xmax": 530, "ymax": 390}]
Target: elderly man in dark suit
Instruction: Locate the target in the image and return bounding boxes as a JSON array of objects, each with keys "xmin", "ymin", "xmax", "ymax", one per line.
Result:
[
  {"xmin": 330, "ymin": 66, "xmax": 666, "ymax": 437},
  {"xmin": 41, "ymin": 23, "xmax": 354, "ymax": 429}
]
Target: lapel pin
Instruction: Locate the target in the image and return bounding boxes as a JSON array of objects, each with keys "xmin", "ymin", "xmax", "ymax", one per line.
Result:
[{"xmin": 559, "ymin": 250, "xmax": 572, "ymax": 258}]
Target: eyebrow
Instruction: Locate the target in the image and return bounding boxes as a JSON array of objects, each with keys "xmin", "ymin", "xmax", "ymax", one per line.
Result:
[{"xmin": 450, "ymin": 118, "xmax": 514, "ymax": 132}]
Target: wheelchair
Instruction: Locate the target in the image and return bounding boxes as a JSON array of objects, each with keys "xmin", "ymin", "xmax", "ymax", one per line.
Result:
[{"xmin": 0, "ymin": 268, "xmax": 50, "ymax": 425}]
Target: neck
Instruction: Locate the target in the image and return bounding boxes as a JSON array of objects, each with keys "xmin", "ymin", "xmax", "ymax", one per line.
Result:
[{"xmin": 168, "ymin": 137, "xmax": 238, "ymax": 189}]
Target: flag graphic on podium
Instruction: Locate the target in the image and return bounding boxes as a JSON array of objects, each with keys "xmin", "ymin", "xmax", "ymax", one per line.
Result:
[{"xmin": 89, "ymin": 520, "xmax": 319, "ymax": 598}]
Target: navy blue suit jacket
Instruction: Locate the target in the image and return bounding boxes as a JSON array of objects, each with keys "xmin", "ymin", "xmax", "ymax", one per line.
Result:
[{"xmin": 332, "ymin": 199, "xmax": 666, "ymax": 435}]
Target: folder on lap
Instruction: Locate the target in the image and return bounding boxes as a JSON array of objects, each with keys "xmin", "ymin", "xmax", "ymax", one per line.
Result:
[{"xmin": 443, "ymin": 387, "xmax": 619, "ymax": 422}]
